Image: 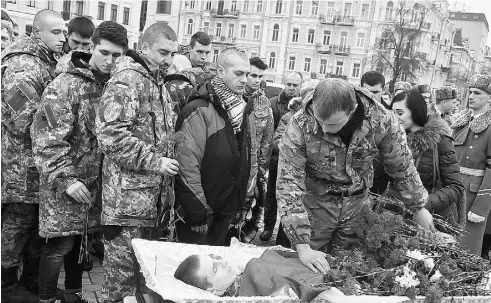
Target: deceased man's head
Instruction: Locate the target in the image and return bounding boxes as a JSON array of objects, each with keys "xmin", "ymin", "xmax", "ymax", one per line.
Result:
[{"xmin": 174, "ymin": 254, "xmax": 238, "ymax": 295}]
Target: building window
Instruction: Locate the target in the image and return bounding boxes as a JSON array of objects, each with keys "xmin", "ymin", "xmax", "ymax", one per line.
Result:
[
  {"xmin": 275, "ymin": 0, "xmax": 282, "ymax": 14},
  {"xmin": 240, "ymin": 24, "xmax": 246, "ymax": 38},
  {"xmin": 385, "ymin": 1, "xmax": 393, "ymax": 21},
  {"xmin": 356, "ymin": 32, "xmax": 365, "ymax": 48},
  {"xmin": 216, "ymin": 23, "xmax": 222, "ymax": 36},
  {"xmin": 307, "ymin": 29, "xmax": 314, "ymax": 44},
  {"xmin": 344, "ymin": 3, "xmax": 352, "ymax": 16},
  {"xmin": 319, "ymin": 59, "xmax": 327, "ymax": 74},
  {"xmin": 335, "ymin": 59, "xmax": 344, "ymax": 75},
  {"xmin": 257, "ymin": 0, "xmax": 263, "ymax": 12},
  {"xmin": 361, "ymin": 4, "xmax": 369, "ymax": 19},
  {"xmin": 98, "ymin": 2, "xmax": 105, "ymax": 20},
  {"xmin": 292, "ymin": 28, "xmax": 299, "ymax": 42},
  {"xmin": 157, "ymin": 1, "xmax": 172, "ymax": 14},
  {"xmin": 46, "ymin": 0, "xmax": 53, "ymax": 9},
  {"xmin": 76, "ymin": 1, "xmax": 84, "ymax": 15},
  {"xmin": 295, "ymin": 0, "xmax": 303, "ymax": 15},
  {"xmin": 121, "ymin": 7, "xmax": 129, "ymax": 24},
  {"xmin": 213, "ymin": 49, "xmax": 219, "ymax": 62},
  {"xmin": 189, "ymin": 1, "xmax": 196, "ymax": 9},
  {"xmin": 323, "ymin": 30, "xmax": 331, "ymax": 45},
  {"xmin": 272, "ymin": 24, "xmax": 279, "ymax": 41},
  {"xmin": 288, "ymin": 56, "xmax": 296, "ymax": 70},
  {"xmin": 231, "ymin": 0, "xmax": 237, "ymax": 11},
  {"xmin": 311, "ymin": 0, "xmax": 318, "ymax": 15},
  {"xmin": 304, "ymin": 57, "xmax": 311, "ymax": 72},
  {"xmin": 205, "ymin": 1, "xmax": 211, "ymax": 10},
  {"xmin": 111, "ymin": 4, "xmax": 118, "ymax": 21},
  {"xmin": 27, "ymin": 0, "xmax": 35, "ymax": 7},
  {"xmin": 187, "ymin": 19, "xmax": 194, "ymax": 35},
  {"xmin": 203, "ymin": 21, "xmax": 210, "ymax": 32},
  {"xmin": 269, "ymin": 52, "xmax": 276, "ymax": 69},
  {"xmin": 326, "ymin": 2, "xmax": 334, "ymax": 17},
  {"xmin": 243, "ymin": 0, "xmax": 249, "ymax": 12},
  {"xmin": 228, "ymin": 24, "xmax": 234, "ymax": 38},
  {"xmin": 340, "ymin": 31, "xmax": 348, "ymax": 47},
  {"xmin": 352, "ymin": 62, "xmax": 361, "ymax": 78},
  {"xmin": 253, "ymin": 25, "xmax": 260, "ymax": 39}
]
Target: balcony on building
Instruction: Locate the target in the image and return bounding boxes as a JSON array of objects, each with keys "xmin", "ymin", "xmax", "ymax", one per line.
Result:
[
  {"xmin": 319, "ymin": 14, "xmax": 335, "ymax": 24},
  {"xmin": 211, "ymin": 8, "xmax": 240, "ymax": 18},
  {"xmin": 402, "ymin": 21, "xmax": 431, "ymax": 31},
  {"xmin": 333, "ymin": 45, "xmax": 350, "ymax": 56},
  {"xmin": 334, "ymin": 15, "xmax": 355, "ymax": 26},
  {"xmin": 326, "ymin": 73, "xmax": 348, "ymax": 80},
  {"xmin": 61, "ymin": 11, "xmax": 93, "ymax": 21},
  {"xmin": 315, "ymin": 43, "xmax": 333, "ymax": 54},
  {"xmin": 212, "ymin": 35, "xmax": 236, "ymax": 45}
]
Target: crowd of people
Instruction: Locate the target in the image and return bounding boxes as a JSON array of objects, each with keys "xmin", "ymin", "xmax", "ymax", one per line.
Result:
[{"xmin": 1, "ymin": 8, "xmax": 490, "ymax": 303}]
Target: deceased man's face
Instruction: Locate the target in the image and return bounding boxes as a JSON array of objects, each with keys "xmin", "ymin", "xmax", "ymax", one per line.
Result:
[{"xmin": 198, "ymin": 254, "xmax": 237, "ymax": 293}]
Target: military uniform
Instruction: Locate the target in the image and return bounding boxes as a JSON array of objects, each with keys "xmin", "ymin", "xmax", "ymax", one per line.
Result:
[
  {"xmin": 277, "ymin": 86, "xmax": 428, "ymax": 250},
  {"xmin": 1, "ymin": 36, "xmax": 57, "ymax": 291},
  {"xmin": 164, "ymin": 72, "xmax": 196, "ymax": 111},
  {"xmin": 96, "ymin": 50, "xmax": 178, "ymax": 302},
  {"xmin": 179, "ymin": 45, "xmax": 215, "ymax": 86}
]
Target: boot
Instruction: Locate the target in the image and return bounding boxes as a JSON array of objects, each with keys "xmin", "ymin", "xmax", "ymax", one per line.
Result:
[
  {"xmin": 61, "ymin": 291, "xmax": 95, "ymax": 303},
  {"xmin": 1, "ymin": 266, "xmax": 39, "ymax": 303},
  {"xmin": 19, "ymin": 256, "xmax": 40, "ymax": 293}
]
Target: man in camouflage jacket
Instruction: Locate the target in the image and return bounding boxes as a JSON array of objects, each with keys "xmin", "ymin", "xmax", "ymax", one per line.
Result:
[
  {"xmin": 277, "ymin": 79, "xmax": 433, "ymax": 274},
  {"xmin": 95, "ymin": 23, "xmax": 179, "ymax": 302},
  {"xmin": 31, "ymin": 22, "xmax": 128, "ymax": 303},
  {"xmin": 1, "ymin": 10, "xmax": 65, "ymax": 302}
]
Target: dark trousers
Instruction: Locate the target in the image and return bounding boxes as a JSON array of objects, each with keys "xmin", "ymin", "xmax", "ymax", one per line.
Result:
[
  {"xmin": 39, "ymin": 235, "xmax": 83, "ymax": 300},
  {"xmin": 176, "ymin": 213, "xmax": 234, "ymax": 246},
  {"xmin": 263, "ymin": 158, "xmax": 278, "ymax": 231}
]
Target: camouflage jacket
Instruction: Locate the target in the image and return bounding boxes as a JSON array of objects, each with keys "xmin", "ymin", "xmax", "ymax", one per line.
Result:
[
  {"xmin": 31, "ymin": 51, "xmax": 107, "ymax": 238},
  {"xmin": 277, "ymin": 87, "xmax": 428, "ymax": 246},
  {"xmin": 164, "ymin": 73, "xmax": 196, "ymax": 111},
  {"xmin": 244, "ymin": 87, "xmax": 274, "ymax": 176},
  {"xmin": 1, "ymin": 36, "xmax": 58, "ymax": 204},
  {"xmin": 95, "ymin": 50, "xmax": 178, "ymax": 227}
]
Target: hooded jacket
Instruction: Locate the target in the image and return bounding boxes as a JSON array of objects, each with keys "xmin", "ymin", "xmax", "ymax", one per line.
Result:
[
  {"xmin": 31, "ymin": 51, "xmax": 106, "ymax": 238},
  {"xmin": 174, "ymin": 82, "xmax": 257, "ymax": 226},
  {"xmin": 1, "ymin": 36, "xmax": 58, "ymax": 204},
  {"xmin": 95, "ymin": 50, "xmax": 178, "ymax": 227}
]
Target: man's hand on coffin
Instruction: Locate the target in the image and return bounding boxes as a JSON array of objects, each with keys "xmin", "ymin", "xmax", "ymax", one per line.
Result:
[
  {"xmin": 159, "ymin": 157, "xmax": 179, "ymax": 176},
  {"xmin": 413, "ymin": 208, "xmax": 436, "ymax": 232},
  {"xmin": 66, "ymin": 181, "xmax": 92, "ymax": 204},
  {"xmin": 296, "ymin": 244, "xmax": 330, "ymax": 275},
  {"xmin": 191, "ymin": 214, "xmax": 214, "ymax": 234}
]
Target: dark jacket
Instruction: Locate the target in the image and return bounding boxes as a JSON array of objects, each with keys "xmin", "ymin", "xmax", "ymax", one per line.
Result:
[
  {"xmin": 174, "ymin": 82, "xmax": 257, "ymax": 226},
  {"xmin": 270, "ymin": 91, "xmax": 291, "ymax": 130},
  {"xmin": 407, "ymin": 117, "xmax": 465, "ymax": 227}
]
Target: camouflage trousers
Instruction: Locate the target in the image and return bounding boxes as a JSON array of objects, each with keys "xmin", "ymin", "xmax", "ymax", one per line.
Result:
[
  {"xmin": 101, "ymin": 226, "xmax": 153, "ymax": 302},
  {"xmin": 1, "ymin": 203, "xmax": 44, "ymax": 269}
]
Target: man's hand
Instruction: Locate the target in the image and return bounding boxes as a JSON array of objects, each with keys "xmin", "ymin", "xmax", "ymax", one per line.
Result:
[
  {"xmin": 296, "ymin": 244, "xmax": 330, "ymax": 275},
  {"xmin": 191, "ymin": 224, "xmax": 208, "ymax": 234},
  {"xmin": 413, "ymin": 208, "xmax": 436, "ymax": 232},
  {"xmin": 159, "ymin": 157, "xmax": 179, "ymax": 176},
  {"xmin": 66, "ymin": 181, "xmax": 92, "ymax": 204},
  {"xmin": 287, "ymin": 97, "xmax": 302, "ymax": 111},
  {"xmin": 468, "ymin": 211, "xmax": 486, "ymax": 223}
]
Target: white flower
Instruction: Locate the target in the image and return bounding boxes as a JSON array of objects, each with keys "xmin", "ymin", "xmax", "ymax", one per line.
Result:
[
  {"xmin": 423, "ymin": 258, "xmax": 435, "ymax": 271},
  {"xmin": 406, "ymin": 249, "xmax": 426, "ymax": 260},
  {"xmin": 395, "ymin": 265, "xmax": 420, "ymax": 288},
  {"xmin": 430, "ymin": 270, "xmax": 443, "ymax": 282}
]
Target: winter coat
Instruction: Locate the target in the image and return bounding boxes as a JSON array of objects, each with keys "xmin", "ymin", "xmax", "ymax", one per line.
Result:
[
  {"xmin": 277, "ymin": 87, "xmax": 428, "ymax": 247},
  {"xmin": 164, "ymin": 73, "xmax": 196, "ymax": 112},
  {"xmin": 174, "ymin": 82, "xmax": 257, "ymax": 226},
  {"xmin": 406, "ymin": 117, "xmax": 465, "ymax": 228},
  {"xmin": 31, "ymin": 51, "xmax": 106, "ymax": 238},
  {"xmin": 1, "ymin": 36, "xmax": 57, "ymax": 204},
  {"xmin": 95, "ymin": 50, "xmax": 178, "ymax": 227}
]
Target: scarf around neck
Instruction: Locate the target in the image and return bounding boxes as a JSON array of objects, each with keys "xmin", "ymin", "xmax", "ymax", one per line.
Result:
[
  {"xmin": 451, "ymin": 108, "xmax": 491, "ymax": 134},
  {"xmin": 211, "ymin": 77, "xmax": 246, "ymax": 134}
]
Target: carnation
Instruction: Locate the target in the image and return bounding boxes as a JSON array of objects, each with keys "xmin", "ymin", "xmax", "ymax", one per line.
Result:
[{"xmin": 395, "ymin": 266, "xmax": 420, "ymax": 288}]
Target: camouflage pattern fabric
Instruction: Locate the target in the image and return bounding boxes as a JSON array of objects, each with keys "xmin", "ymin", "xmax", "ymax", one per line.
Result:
[
  {"xmin": 101, "ymin": 226, "xmax": 152, "ymax": 302},
  {"xmin": 95, "ymin": 51, "xmax": 178, "ymax": 227},
  {"xmin": 164, "ymin": 73, "xmax": 196, "ymax": 111},
  {"xmin": 31, "ymin": 51, "xmax": 106, "ymax": 238},
  {"xmin": 1, "ymin": 36, "xmax": 57, "ymax": 204},
  {"xmin": 1, "ymin": 203, "xmax": 44, "ymax": 268},
  {"xmin": 276, "ymin": 87, "xmax": 428, "ymax": 248}
]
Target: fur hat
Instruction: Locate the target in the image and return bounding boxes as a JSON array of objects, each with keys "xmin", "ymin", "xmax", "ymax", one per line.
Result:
[
  {"xmin": 435, "ymin": 86, "xmax": 457, "ymax": 102},
  {"xmin": 394, "ymin": 81, "xmax": 412, "ymax": 92},
  {"xmin": 414, "ymin": 84, "xmax": 431, "ymax": 94},
  {"xmin": 468, "ymin": 74, "xmax": 491, "ymax": 95}
]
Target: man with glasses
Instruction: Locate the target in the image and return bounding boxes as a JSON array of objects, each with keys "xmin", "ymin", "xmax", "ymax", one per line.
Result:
[{"xmin": 260, "ymin": 71, "xmax": 303, "ymax": 241}]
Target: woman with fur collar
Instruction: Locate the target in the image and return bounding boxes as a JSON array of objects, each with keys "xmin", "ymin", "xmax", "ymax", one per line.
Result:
[{"xmin": 391, "ymin": 90, "xmax": 465, "ymax": 228}]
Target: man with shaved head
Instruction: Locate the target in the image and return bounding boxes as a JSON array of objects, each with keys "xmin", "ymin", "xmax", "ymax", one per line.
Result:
[
  {"xmin": 95, "ymin": 22, "xmax": 179, "ymax": 302},
  {"xmin": 1, "ymin": 9, "xmax": 65, "ymax": 303},
  {"xmin": 174, "ymin": 47, "xmax": 257, "ymax": 246}
]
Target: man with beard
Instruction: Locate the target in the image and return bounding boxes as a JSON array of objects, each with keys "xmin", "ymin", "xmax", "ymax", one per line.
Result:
[{"xmin": 1, "ymin": 9, "xmax": 66, "ymax": 303}]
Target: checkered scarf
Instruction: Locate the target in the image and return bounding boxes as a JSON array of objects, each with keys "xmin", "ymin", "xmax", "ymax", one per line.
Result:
[{"xmin": 211, "ymin": 77, "xmax": 246, "ymax": 134}]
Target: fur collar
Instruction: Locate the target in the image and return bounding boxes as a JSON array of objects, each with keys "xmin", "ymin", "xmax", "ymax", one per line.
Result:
[
  {"xmin": 407, "ymin": 117, "xmax": 451, "ymax": 159},
  {"xmin": 451, "ymin": 108, "xmax": 491, "ymax": 134}
]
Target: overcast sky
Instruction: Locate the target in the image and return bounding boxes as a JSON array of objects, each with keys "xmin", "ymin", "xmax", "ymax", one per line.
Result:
[{"xmin": 450, "ymin": 0, "xmax": 491, "ymax": 46}]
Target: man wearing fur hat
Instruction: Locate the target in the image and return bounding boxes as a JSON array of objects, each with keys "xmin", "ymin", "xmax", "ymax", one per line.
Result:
[
  {"xmin": 414, "ymin": 84, "xmax": 432, "ymax": 105},
  {"xmin": 452, "ymin": 74, "xmax": 491, "ymax": 256},
  {"xmin": 394, "ymin": 81, "xmax": 412, "ymax": 96},
  {"xmin": 430, "ymin": 86, "xmax": 458, "ymax": 126}
]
